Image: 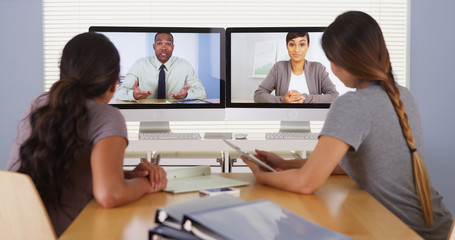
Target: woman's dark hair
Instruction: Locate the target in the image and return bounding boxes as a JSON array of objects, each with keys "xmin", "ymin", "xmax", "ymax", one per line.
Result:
[
  {"xmin": 321, "ymin": 11, "xmax": 434, "ymax": 226},
  {"xmin": 286, "ymin": 32, "xmax": 310, "ymax": 45},
  {"xmin": 18, "ymin": 32, "xmax": 120, "ymax": 209}
]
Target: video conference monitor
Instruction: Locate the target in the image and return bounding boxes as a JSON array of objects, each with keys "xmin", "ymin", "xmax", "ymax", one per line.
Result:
[
  {"xmin": 226, "ymin": 27, "xmax": 353, "ymax": 132},
  {"xmin": 89, "ymin": 26, "xmax": 225, "ymax": 132}
]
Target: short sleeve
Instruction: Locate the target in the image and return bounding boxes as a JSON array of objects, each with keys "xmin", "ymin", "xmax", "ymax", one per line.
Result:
[
  {"xmin": 87, "ymin": 102, "xmax": 128, "ymax": 147},
  {"xmin": 7, "ymin": 94, "xmax": 47, "ymax": 171},
  {"xmin": 320, "ymin": 93, "xmax": 372, "ymax": 150}
]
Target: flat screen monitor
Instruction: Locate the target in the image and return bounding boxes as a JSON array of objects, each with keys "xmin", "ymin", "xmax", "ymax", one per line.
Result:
[
  {"xmin": 226, "ymin": 27, "xmax": 353, "ymax": 132},
  {"xmin": 89, "ymin": 26, "xmax": 225, "ymax": 132}
]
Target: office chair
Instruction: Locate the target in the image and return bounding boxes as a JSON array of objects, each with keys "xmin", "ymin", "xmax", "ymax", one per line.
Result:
[
  {"xmin": 0, "ymin": 170, "xmax": 56, "ymax": 240},
  {"xmin": 449, "ymin": 218, "xmax": 455, "ymax": 240}
]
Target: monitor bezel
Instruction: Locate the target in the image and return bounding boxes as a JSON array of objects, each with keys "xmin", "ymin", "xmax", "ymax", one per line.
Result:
[
  {"xmin": 226, "ymin": 26, "xmax": 330, "ymax": 110},
  {"xmin": 89, "ymin": 26, "xmax": 226, "ymax": 110}
]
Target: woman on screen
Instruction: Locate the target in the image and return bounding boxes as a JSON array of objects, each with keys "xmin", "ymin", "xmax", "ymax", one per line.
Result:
[
  {"xmin": 244, "ymin": 11, "xmax": 452, "ymax": 240},
  {"xmin": 254, "ymin": 32, "xmax": 339, "ymax": 103},
  {"xmin": 7, "ymin": 32, "xmax": 167, "ymax": 237}
]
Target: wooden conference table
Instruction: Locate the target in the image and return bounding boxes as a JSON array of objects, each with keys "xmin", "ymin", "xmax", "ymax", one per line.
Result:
[{"xmin": 59, "ymin": 173, "xmax": 422, "ymax": 240}]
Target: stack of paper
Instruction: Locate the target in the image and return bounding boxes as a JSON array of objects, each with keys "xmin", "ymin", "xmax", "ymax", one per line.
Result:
[{"xmin": 164, "ymin": 166, "xmax": 249, "ymax": 193}]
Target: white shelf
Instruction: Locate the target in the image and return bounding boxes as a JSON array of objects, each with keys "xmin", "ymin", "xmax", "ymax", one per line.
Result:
[{"xmin": 124, "ymin": 121, "xmax": 319, "ymax": 172}]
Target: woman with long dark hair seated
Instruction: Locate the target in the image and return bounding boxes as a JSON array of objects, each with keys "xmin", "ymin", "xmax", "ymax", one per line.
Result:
[
  {"xmin": 7, "ymin": 32, "xmax": 167, "ymax": 237},
  {"xmin": 244, "ymin": 11, "xmax": 453, "ymax": 240}
]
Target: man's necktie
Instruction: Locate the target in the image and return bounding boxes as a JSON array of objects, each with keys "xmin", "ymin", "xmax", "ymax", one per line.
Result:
[{"xmin": 157, "ymin": 64, "xmax": 166, "ymax": 99}]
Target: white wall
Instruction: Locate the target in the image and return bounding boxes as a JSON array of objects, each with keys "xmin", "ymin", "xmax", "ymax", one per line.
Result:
[
  {"xmin": 410, "ymin": 0, "xmax": 455, "ymax": 215},
  {"xmin": 0, "ymin": 0, "xmax": 43, "ymax": 169}
]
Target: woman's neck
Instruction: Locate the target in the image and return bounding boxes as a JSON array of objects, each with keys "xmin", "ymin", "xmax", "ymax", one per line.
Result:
[
  {"xmin": 291, "ymin": 59, "xmax": 305, "ymax": 75},
  {"xmin": 355, "ymin": 79, "xmax": 372, "ymax": 90},
  {"xmin": 91, "ymin": 93, "xmax": 111, "ymax": 104}
]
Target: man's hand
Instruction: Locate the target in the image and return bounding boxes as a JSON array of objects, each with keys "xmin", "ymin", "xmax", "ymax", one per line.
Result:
[
  {"xmin": 132, "ymin": 81, "xmax": 153, "ymax": 100},
  {"xmin": 169, "ymin": 84, "xmax": 189, "ymax": 99}
]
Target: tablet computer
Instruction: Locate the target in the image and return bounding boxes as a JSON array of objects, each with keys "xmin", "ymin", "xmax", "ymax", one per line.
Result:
[
  {"xmin": 223, "ymin": 139, "xmax": 277, "ymax": 172},
  {"xmin": 199, "ymin": 187, "xmax": 240, "ymax": 196}
]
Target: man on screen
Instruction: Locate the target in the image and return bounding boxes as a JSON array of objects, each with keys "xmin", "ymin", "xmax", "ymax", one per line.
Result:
[{"xmin": 117, "ymin": 32, "xmax": 206, "ymax": 101}]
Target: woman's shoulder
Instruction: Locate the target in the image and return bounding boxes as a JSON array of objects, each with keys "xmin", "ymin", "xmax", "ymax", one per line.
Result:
[
  {"xmin": 397, "ymin": 84, "xmax": 413, "ymax": 96},
  {"xmin": 274, "ymin": 60, "xmax": 290, "ymax": 66},
  {"xmin": 333, "ymin": 82, "xmax": 397, "ymax": 109},
  {"xmin": 85, "ymin": 101, "xmax": 128, "ymax": 144},
  {"xmin": 331, "ymin": 90, "xmax": 361, "ymax": 107},
  {"xmin": 330, "ymin": 86, "xmax": 377, "ymax": 111},
  {"xmin": 86, "ymin": 100, "xmax": 125, "ymax": 123},
  {"xmin": 396, "ymin": 84, "xmax": 419, "ymax": 108},
  {"xmin": 27, "ymin": 93, "xmax": 49, "ymax": 111},
  {"xmin": 272, "ymin": 60, "xmax": 290, "ymax": 70},
  {"xmin": 305, "ymin": 60, "xmax": 326, "ymax": 70}
]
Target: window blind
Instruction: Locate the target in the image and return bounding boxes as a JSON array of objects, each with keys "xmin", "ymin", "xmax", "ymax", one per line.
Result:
[{"xmin": 43, "ymin": 0, "xmax": 407, "ymax": 135}]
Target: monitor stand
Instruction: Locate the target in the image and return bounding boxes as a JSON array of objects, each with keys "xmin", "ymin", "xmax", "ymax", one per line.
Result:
[
  {"xmin": 139, "ymin": 121, "xmax": 171, "ymax": 134},
  {"xmin": 278, "ymin": 121, "xmax": 311, "ymax": 133}
]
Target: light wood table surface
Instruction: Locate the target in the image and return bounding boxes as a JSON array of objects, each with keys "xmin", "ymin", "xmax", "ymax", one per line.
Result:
[{"xmin": 59, "ymin": 173, "xmax": 421, "ymax": 240}]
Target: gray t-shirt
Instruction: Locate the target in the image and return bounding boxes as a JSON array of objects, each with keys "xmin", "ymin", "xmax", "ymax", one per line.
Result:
[
  {"xmin": 320, "ymin": 82, "xmax": 452, "ymax": 240},
  {"xmin": 7, "ymin": 94, "xmax": 128, "ymax": 237}
]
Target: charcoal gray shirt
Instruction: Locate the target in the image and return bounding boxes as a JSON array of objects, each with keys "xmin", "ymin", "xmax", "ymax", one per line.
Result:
[{"xmin": 320, "ymin": 82, "xmax": 452, "ymax": 240}]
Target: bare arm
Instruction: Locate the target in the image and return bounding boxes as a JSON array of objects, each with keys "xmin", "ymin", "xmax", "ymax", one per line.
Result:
[
  {"xmin": 90, "ymin": 136, "xmax": 167, "ymax": 208},
  {"xmin": 250, "ymin": 148, "xmax": 346, "ymax": 174},
  {"xmin": 245, "ymin": 135, "xmax": 349, "ymax": 194}
]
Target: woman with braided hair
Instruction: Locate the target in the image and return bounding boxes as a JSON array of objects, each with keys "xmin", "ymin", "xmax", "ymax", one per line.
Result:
[
  {"xmin": 7, "ymin": 32, "xmax": 167, "ymax": 237},
  {"xmin": 243, "ymin": 11, "xmax": 452, "ymax": 239}
]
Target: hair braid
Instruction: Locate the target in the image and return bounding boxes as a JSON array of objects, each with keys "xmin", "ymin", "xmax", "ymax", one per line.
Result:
[
  {"xmin": 381, "ymin": 74, "xmax": 434, "ymax": 226},
  {"xmin": 322, "ymin": 11, "xmax": 434, "ymax": 226}
]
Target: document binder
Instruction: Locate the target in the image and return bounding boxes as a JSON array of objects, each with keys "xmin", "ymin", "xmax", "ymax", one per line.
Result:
[
  {"xmin": 155, "ymin": 194, "xmax": 245, "ymax": 229},
  {"xmin": 181, "ymin": 199, "xmax": 352, "ymax": 240},
  {"xmin": 149, "ymin": 225, "xmax": 200, "ymax": 240}
]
